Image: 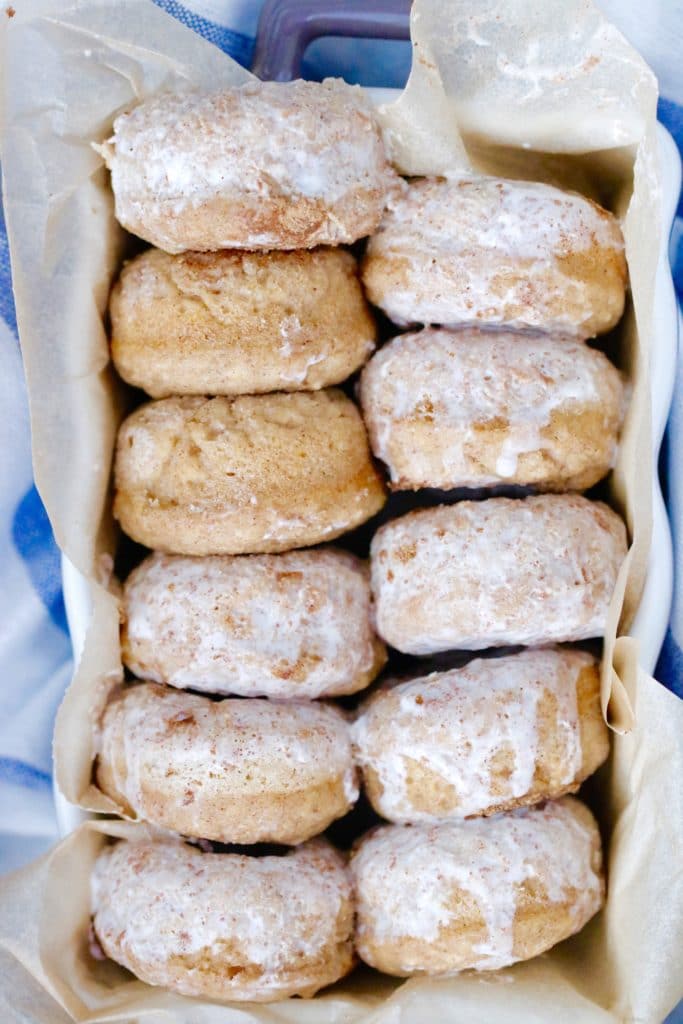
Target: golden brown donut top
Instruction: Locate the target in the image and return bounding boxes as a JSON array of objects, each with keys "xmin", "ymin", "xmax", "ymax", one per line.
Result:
[
  {"xmin": 97, "ymin": 682, "xmax": 358, "ymax": 807},
  {"xmin": 110, "ymin": 247, "xmax": 377, "ymax": 396},
  {"xmin": 114, "ymin": 390, "xmax": 386, "ymax": 524}
]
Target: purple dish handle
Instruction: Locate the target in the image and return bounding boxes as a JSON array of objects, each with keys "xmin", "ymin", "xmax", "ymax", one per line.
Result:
[{"xmin": 251, "ymin": 0, "xmax": 412, "ymax": 82}]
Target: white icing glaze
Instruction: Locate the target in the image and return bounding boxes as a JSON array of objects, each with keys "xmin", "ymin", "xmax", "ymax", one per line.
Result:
[
  {"xmin": 359, "ymin": 326, "xmax": 623, "ymax": 486},
  {"xmin": 351, "ymin": 648, "xmax": 590, "ymax": 821},
  {"xmin": 351, "ymin": 798, "xmax": 603, "ymax": 973},
  {"xmin": 363, "ymin": 175, "xmax": 625, "ymax": 335},
  {"xmin": 109, "ymin": 85, "xmax": 380, "ymax": 202},
  {"xmin": 99, "ymin": 684, "xmax": 358, "ymax": 833},
  {"xmin": 92, "ymin": 837, "xmax": 352, "ymax": 997},
  {"xmin": 123, "ymin": 549, "xmax": 383, "ymax": 698},
  {"xmin": 259, "ymin": 508, "xmax": 372, "ymax": 543},
  {"xmin": 98, "ymin": 79, "xmax": 392, "ymax": 252},
  {"xmin": 370, "ymin": 494, "xmax": 627, "ymax": 654}
]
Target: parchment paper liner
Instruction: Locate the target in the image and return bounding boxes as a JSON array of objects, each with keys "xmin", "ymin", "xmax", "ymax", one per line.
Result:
[{"xmin": 1, "ymin": 1, "xmax": 682, "ymax": 1021}]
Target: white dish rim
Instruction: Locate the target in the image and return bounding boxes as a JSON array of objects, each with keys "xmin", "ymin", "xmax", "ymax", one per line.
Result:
[{"xmin": 54, "ymin": 120, "xmax": 681, "ymax": 836}]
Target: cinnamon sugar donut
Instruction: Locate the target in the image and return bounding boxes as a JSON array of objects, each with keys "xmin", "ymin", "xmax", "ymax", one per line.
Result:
[
  {"xmin": 91, "ymin": 836, "xmax": 354, "ymax": 1001},
  {"xmin": 359, "ymin": 326, "xmax": 625, "ymax": 491},
  {"xmin": 96, "ymin": 683, "xmax": 358, "ymax": 844},
  {"xmin": 351, "ymin": 797, "xmax": 604, "ymax": 976},
  {"xmin": 122, "ymin": 549, "xmax": 386, "ymax": 699},
  {"xmin": 351, "ymin": 648, "xmax": 609, "ymax": 823},
  {"xmin": 110, "ymin": 247, "xmax": 377, "ymax": 398},
  {"xmin": 96, "ymin": 79, "xmax": 393, "ymax": 253},
  {"xmin": 362, "ymin": 176, "xmax": 627, "ymax": 338},
  {"xmin": 370, "ymin": 495, "xmax": 627, "ymax": 654},
  {"xmin": 113, "ymin": 391, "xmax": 386, "ymax": 555}
]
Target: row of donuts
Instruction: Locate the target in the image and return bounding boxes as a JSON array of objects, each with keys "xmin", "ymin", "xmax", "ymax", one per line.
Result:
[
  {"xmin": 348, "ymin": 63, "xmax": 625, "ymax": 990},
  {"xmin": 97, "ymin": 644, "xmax": 608, "ymax": 842},
  {"xmin": 100, "ymin": 78, "xmax": 625, "ymax": 338},
  {"xmin": 107, "ymin": 87, "xmax": 627, "ymax": 502},
  {"xmin": 92, "ymin": 796, "xmax": 603, "ymax": 1001},
  {"xmin": 121, "ymin": 493, "xmax": 625, "ymax": 695},
  {"xmin": 92, "ymin": 80, "xmax": 392, "ymax": 1003},
  {"xmin": 112, "ymin": 273, "xmax": 626, "ymax": 510},
  {"xmin": 100, "ymin": 491, "xmax": 623, "ymax": 840},
  {"xmin": 341, "ymin": 53, "xmax": 626, "ymax": 1001},
  {"xmin": 89, "ymin": 76, "xmax": 628, "ymax": 999},
  {"xmin": 357, "ymin": 145, "xmax": 621, "ymax": 983},
  {"xmin": 337, "ymin": 69, "xmax": 625, "ymax": 996},
  {"xmin": 110, "ymin": 214, "xmax": 626, "ymax": 509}
]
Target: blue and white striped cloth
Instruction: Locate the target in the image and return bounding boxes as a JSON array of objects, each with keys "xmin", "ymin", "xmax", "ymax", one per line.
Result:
[{"xmin": 0, "ymin": 0, "xmax": 681, "ymax": 885}]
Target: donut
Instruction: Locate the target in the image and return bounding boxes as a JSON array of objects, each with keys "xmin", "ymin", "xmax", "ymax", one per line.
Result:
[
  {"xmin": 359, "ymin": 326, "xmax": 625, "ymax": 491},
  {"xmin": 370, "ymin": 495, "xmax": 627, "ymax": 654},
  {"xmin": 350, "ymin": 797, "xmax": 604, "ymax": 976},
  {"xmin": 96, "ymin": 79, "xmax": 393, "ymax": 253},
  {"xmin": 96, "ymin": 683, "xmax": 358, "ymax": 844},
  {"xmin": 361, "ymin": 176, "xmax": 627, "ymax": 338},
  {"xmin": 91, "ymin": 836, "xmax": 354, "ymax": 1001},
  {"xmin": 113, "ymin": 391, "xmax": 386, "ymax": 555},
  {"xmin": 351, "ymin": 648, "xmax": 609, "ymax": 823},
  {"xmin": 122, "ymin": 549, "xmax": 386, "ymax": 699},
  {"xmin": 110, "ymin": 247, "xmax": 377, "ymax": 398}
]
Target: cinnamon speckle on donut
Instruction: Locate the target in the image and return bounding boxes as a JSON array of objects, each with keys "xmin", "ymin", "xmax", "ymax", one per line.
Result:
[
  {"xmin": 362, "ymin": 175, "xmax": 626, "ymax": 338},
  {"xmin": 121, "ymin": 548, "xmax": 386, "ymax": 698},
  {"xmin": 91, "ymin": 837, "xmax": 355, "ymax": 1000},
  {"xmin": 370, "ymin": 494, "xmax": 627, "ymax": 654},
  {"xmin": 96, "ymin": 79, "xmax": 395, "ymax": 253},
  {"xmin": 96, "ymin": 683, "xmax": 359, "ymax": 844}
]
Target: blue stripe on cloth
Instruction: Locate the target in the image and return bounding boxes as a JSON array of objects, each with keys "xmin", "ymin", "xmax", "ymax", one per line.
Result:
[
  {"xmin": 666, "ymin": 1002, "xmax": 683, "ymax": 1024},
  {"xmin": 0, "ymin": 757, "xmax": 51, "ymax": 790},
  {"xmin": 658, "ymin": 97, "xmax": 683, "ymax": 219},
  {"xmin": 152, "ymin": 0, "xmax": 254, "ymax": 67},
  {"xmin": 670, "ymin": 223, "xmax": 683, "ymax": 303},
  {"xmin": 0, "ymin": 165, "xmax": 18, "ymax": 339},
  {"xmin": 656, "ymin": 627, "xmax": 683, "ymax": 700},
  {"xmin": 12, "ymin": 485, "xmax": 68, "ymax": 635}
]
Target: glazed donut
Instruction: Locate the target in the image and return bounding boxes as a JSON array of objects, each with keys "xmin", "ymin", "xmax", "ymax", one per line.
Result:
[
  {"xmin": 96, "ymin": 683, "xmax": 358, "ymax": 844},
  {"xmin": 350, "ymin": 797, "xmax": 604, "ymax": 976},
  {"xmin": 96, "ymin": 79, "xmax": 393, "ymax": 253},
  {"xmin": 351, "ymin": 648, "xmax": 609, "ymax": 823},
  {"xmin": 113, "ymin": 391, "xmax": 386, "ymax": 555},
  {"xmin": 370, "ymin": 495, "xmax": 627, "ymax": 654},
  {"xmin": 122, "ymin": 549, "xmax": 386, "ymax": 699},
  {"xmin": 110, "ymin": 247, "xmax": 377, "ymax": 398},
  {"xmin": 91, "ymin": 836, "xmax": 354, "ymax": 1001},
  {"xmin": 359, "ymin": 326, "xmax": 625, "ymax": 491},
  {"xmin": 362, "ymin": 175, "xmax": 627, "ymax": 338}
]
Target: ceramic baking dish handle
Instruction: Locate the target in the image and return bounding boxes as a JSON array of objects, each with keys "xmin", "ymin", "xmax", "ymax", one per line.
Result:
[{"xmin": 251, "ymin": 0, "xmax": 411, "ymax": 81}]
